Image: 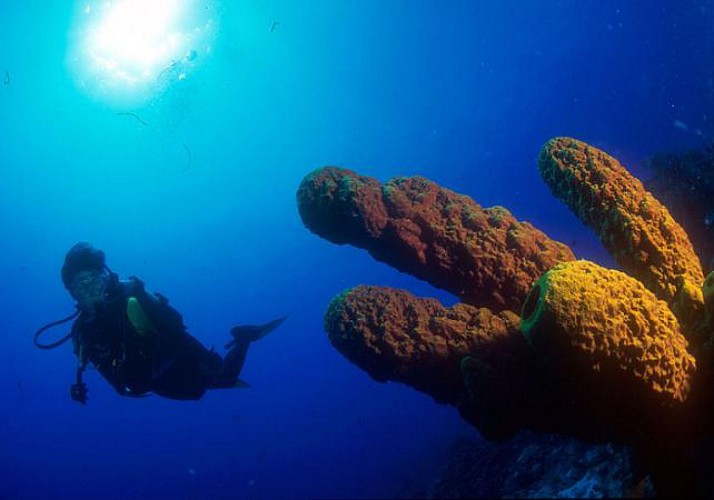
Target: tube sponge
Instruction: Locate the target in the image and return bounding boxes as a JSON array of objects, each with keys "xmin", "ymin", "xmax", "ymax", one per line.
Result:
[
  {"xmin": 538, "ymin": 137, "xmax": 704, "ymax": 305},
  {"xmin": 521, "ymin": 260, "xmax": 696, "ymax": 406},
  {"xmin": 298, "ymin": 167, "xmax": 575, "ymax": 312},
  {"xmin": 324, "ymin": 284, "xmax": 521, "ymax": 406}
]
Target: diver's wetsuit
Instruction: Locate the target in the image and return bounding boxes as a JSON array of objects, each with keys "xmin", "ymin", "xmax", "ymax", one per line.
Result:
[{"xmin": 71, "ymin": 276, "xmax": 235, "ymax": 400}]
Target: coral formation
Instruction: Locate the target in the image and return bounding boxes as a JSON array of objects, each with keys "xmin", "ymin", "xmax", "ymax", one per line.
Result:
[
  {"xmin": 521, "ymin": 260, "xmax": 695, "ymax": 405},
  {"xmin": 298, "ymin": 167, "xmax": 574, "ymax": 313},
  {"xmin": 325, "ymin": 285, "xmax": 521, "ymax": 406},
  {"xmin": 297, "ymin": 137, "xmax": 714, "ymax": 495},
  {"xmin": 539, "ymin": 138, "xmax": 703, "ymax": 305},
  {"xmin": 539, "ymin": 138, "xmax": 710, "ymax": 348},
  {"xmin": 427, "ymin": 433, "xmax": 645, "ymax": 499}
]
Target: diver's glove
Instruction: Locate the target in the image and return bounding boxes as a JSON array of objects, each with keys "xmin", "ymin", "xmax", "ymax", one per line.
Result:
[
  {"xmin": 70, "ymin": 381, "xmax": 88, "ymax": 404},
  {"xmin": 127, "ymin": 275, "xmax": 146, "ymax": 292}
]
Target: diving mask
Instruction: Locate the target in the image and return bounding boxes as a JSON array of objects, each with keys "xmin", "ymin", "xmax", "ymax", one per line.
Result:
[{"xmin": 70, "ymin": 269, "xmax": 111, "ymax": 310}]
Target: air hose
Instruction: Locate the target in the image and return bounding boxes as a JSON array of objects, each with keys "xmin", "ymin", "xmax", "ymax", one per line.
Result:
[{"xmin": 33, "ymin": 310, "xmax": 80, "ymax": 349}]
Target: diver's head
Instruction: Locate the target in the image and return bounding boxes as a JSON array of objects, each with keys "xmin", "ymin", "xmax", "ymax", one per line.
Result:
[{"xmin": 61, "ymin": 242, "xmax": 112, "ymax": 310}]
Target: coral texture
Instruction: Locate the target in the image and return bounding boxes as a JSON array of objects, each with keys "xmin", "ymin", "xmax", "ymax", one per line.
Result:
[
  {"xmin": 428, "ymin": 434, "xmax": 643, "ymax": 499},
  {"xmin": 298, "ymin": 167, "xmax": 575, "ymax": 313},
  {"xmin": 521, "ymin": 260, "xmax": 695, "ymax": 405},
  {"xmin": 298, "ymin": 137, "xmax": 714, "ymax": 495},
  {"xmin": 538, "ymin": 138, "xmax": 704, "ymax": 312},
  {"xmin": 325, "ymin": 285, "xmax": 521, "ymax": 406}
]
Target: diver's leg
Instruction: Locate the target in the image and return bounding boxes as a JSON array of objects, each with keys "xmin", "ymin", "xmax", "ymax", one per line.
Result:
[
  {"xmin": 210, "ymin": 317, "xmax": 286, "ymax": 390},
  {"xmin": 151, "ymin": 333, "xmax": 224, "ymax": 399},
  {"xmin": 210, "ymin": 338, "xmax": 250, "ymax": 389}
]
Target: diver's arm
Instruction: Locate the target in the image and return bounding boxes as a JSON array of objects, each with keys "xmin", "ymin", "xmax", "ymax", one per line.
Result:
[
  {"xmin": 124, "ymin": 276, "xmax": 165, "ymax": 310},
  {"xmin": 123, "ymin": 276, "xmax": 187, "ymax": 334},
  {"xmin": 69, "ymin": 319, "xmax": 89, "ymax": 404}
]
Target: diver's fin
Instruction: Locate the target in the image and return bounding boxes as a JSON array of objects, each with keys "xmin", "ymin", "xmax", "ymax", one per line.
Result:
[
  {"xmin": 224, "ymin": 315, "xmax": 287, "ymax": 349},
  {"xmin": 234, "ymin": 379, "xmax": 251, "ymax": 389}
]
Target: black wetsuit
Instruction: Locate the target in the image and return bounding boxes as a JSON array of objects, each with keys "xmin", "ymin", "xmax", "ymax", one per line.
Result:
[{"xmin": 71, "ymin": 276, "xmax": 233, "ymax": 400}]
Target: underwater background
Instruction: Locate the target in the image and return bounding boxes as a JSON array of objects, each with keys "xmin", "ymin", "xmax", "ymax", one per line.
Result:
[{"xmin": 2, "ymin": 1, "xmax": 714, "ymax": 498}]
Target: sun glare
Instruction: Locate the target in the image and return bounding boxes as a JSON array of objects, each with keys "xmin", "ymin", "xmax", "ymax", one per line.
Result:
[{"xmin": 68, "ymin": 0, "xmax": 217, "ymax": 105}]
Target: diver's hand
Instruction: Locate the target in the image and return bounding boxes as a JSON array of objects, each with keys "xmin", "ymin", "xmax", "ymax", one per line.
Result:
[
  {"xmin": 127, "ymin": 275, "xmax": 146, "ymax": 292},
  {"xmin": 70, "ymin": 382, "xmax": 88, "ymax": 404},
  {"xmin": 154, "ymin": 292, "xmax": 169, "ymax": 305}
]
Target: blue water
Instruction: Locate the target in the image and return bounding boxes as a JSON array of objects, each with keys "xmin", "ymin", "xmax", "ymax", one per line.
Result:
[{"xmin": 1, "ymin": 1, "xmax": 712, "ymax": 498}]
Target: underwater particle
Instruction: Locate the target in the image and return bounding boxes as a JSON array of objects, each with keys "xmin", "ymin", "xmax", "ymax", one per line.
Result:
[
  {"xmin": 186, "ymin": 467, "xmax": 196, "ymax": 476},
  {"xmin": 156, "ymin": 60, "xmax": 178, "ymax": 81},
  {"xmin": 705, "ymin": 211, "xmax": 714, "ymax": 227},
  {"xmin": 297, "ymin": 167, "xmax": 574, "ymax": 312},
  {"xmin": 114, "ymin": 111, "xmax": 192, "ymax": 172},
  {"xmin": 155, "ymin": 49, "xmax": 198, "ymax": 82},
  {"xmin": 70, "ymin": 0, "xmax": 215, "ymax": 100},
  {"xmin": 269, "ymin": 20, "xmax": 281, "ymax": 32},
  {"xmin": 3, "ymin": 71, "xmax": 9, "ymax": 85}
]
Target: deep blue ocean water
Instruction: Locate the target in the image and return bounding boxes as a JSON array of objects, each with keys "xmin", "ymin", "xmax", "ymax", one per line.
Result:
[{"xmin": 1, "ymin": 1, "xmax": 713, "ymax": 498}]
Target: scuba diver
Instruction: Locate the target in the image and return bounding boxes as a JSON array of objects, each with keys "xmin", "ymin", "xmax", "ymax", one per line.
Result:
[{"xmin": 35, "ymin": 242, "xmax": 286, "ymax": 404}]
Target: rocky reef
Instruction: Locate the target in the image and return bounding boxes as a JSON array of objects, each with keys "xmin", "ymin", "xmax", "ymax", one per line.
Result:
[{"xmin": 426, "ymin": 433, "xmax": 650, "ymax": 498}]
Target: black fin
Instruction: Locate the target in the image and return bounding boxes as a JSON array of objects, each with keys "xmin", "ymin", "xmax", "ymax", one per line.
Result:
[{"xmin": 224, "ymin": 315, "xmax": 287, "ymax": 349}]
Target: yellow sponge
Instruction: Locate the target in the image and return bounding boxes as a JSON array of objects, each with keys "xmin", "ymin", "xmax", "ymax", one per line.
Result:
[{"xmin": 521, "ymin": 260, "xmax": 695, "ymax": 405}]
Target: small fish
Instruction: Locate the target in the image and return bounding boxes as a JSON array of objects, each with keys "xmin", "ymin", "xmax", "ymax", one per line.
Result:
[
  {"xmin": 116, "ymin": 112, "xmax": 149, "ymax": 126},
  {"xmin": 705, "ymin": 212, "xmax": 714, "ymax": 227},
  {"xmin": 156, "ymin": 60, "xmax": 178, "ymax": 81},
  {"xmin": 270, "ymin": 20, "xmax": 281, "ymax": 32},
  {"xmin": 673, "ymin": 119, "xmax": 689, "ymax": 130},
  {"xmin": 3, "ymin": 71, "xmax": 9, "ymax": 85}
]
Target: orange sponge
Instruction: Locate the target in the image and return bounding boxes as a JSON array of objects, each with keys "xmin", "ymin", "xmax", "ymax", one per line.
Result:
[
  {"xmin": 324, "ymin": 284, "xmax": 521, "ymax": 406},
  {"xmin": 298, "ymin": 167, "xmax": 575, "ymax": 312}
]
